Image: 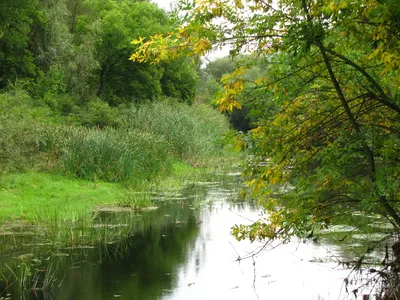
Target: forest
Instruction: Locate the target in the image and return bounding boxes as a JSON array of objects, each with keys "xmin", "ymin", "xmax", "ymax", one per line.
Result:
[{"xmin": 1, "ymin": 0, "xmax": 400, "ymax": 299}]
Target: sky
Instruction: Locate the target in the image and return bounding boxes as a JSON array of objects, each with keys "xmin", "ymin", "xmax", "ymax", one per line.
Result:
[{"xmin": 151, "ymin": 0, "xmax": 176, "ymax": 12}]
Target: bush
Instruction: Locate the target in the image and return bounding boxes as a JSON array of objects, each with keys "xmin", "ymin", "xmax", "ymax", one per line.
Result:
[
  {"xmin": 77, "ymin": 99, "xmax": 123, "ymax": 128},
  {"xmin": 0, "ymin": 89, "xmax": 51, "ymax": 172}
]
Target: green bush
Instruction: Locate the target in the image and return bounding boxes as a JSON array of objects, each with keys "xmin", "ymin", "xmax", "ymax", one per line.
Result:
[
  {"xmin": 78, "ymin": 99, "xmax": 123, "ymax": 128},
  {"xmin": 0, "ymin": 89, "xmax": 51, "ymax": 172}
]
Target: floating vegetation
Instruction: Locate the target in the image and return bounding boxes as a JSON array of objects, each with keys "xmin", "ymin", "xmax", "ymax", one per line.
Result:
[{"xmin": 351, "ymin": 233, "xmax": 391, "ymax": 242}]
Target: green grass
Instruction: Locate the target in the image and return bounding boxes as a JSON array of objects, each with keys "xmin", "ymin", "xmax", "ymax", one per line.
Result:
[
  {"xmin": 0, "ymin": 172, "xmax": 124, "ymax": 223},
  {"xmin": 116, "ymin": 189, "xmax": 153, "ymax": 208},
  {"xmin": 57, "ymin": 127, "xmax": 172, "ymax": 183},
  {"xmin": 0, "ymin": 160, "xmax": 225, "ymax": 222},
  {"xmin": 0, "ymin": 172, "xmax": 155, "ymax": 250},
  {"xmin": 35, "ymin": 102, "xmax": 232, "ymax": 185},
  {"xmin": 0, "ymin": 159, "xmax": 237, "ymax": 225}
]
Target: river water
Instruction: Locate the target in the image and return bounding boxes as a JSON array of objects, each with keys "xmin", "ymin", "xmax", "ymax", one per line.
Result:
[{"xmin": 1, "ymin": 173, "xmax": 383, "ymax": 299}]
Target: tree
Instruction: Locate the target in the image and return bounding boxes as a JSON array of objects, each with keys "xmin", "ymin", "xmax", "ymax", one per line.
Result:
[
  {"xmin": 130, "ymin": 0, "xmax": 400, "ymax": 242},
  {"xmin": 161, "ymin": 57, "xmax": 199, "ymax": 103},
  {"xmin": 0, "ymin": 0, "xmax": 41, "ymax": 88},
  {"xmin": 73, "ymin": 0, "xmax": 199, "ymax": 104}
]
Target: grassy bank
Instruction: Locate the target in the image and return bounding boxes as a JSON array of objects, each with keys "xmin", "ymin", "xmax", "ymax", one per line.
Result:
[
  {"xmin": 0, "ymin": 162, "xmax": 227, "ymax": 225},
  {"xmin": 0, "ymin": 172, "xmax": 124, "ymax": 223},
  {"xmin": 0, "ymin": 87, "xmax": 238, "ymax": 294},
  {"xmin": 0, "ymin": 88, "xmax": 234, "ymax": 232}
]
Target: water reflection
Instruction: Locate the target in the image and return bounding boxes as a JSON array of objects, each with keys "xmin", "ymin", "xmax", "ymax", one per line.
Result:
[
  {"xmin": 58, "ymin": 179, "xmax": 352, "ymax": 300},
  {"xmin": 55, "ymin": 217, "xmax": 200, "ymax": 300},
  {"xmin": 1, "ymin": 175, "xmax": 371, "ymax": 299},
  {"xmin": 162, "ymin": 202, "xmax": 351, "ymax": 300}
]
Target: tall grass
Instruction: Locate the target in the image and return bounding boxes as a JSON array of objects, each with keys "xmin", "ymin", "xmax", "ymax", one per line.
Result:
[
  {"xmin": 38, "ymin": 101, "xmax": 231, "ymax": 184},
  {"xmin": 57, "ymin": 127, "xmax": 171, "ymax": 183},
  {"xmin": 1, "ymin": 87, "xmax": 231, "ymax": 184},
  {"xmin": 124, "ymin": 101, "xmax": 229, "ymax": 160}
]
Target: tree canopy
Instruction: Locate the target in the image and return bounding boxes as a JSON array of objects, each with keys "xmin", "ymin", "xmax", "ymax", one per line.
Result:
[
  {"xmin": 0, "ymin": 0, "xmax": 199, "ymax": 109},
  {"xmin": 131, "ymin": 0, "xmax": 400, "ymax": 241}
]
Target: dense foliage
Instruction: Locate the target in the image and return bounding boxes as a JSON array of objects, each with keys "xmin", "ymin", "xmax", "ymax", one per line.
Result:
[
  {"xmin": 0, "ymin": 0, "xmax": 199, "ymax": 109},
  {"xmin": 0, "ymin": 89, "xmax": 229, "ymax": 183},
  {"xmin": 0, "ymin": 1, "xmax": 234, "ymax": 295}
]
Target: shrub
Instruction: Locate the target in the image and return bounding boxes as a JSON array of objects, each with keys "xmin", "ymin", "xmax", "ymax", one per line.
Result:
[
  {"xmin": 77, "ymin": 99, "xmax": 123, "ymax": 128},
  {"xmin": 0, "ymin": 89, "xmax": 51, "ymax": 172}
]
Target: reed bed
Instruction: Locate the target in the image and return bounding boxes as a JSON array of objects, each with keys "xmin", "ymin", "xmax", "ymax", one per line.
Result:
[
  {"xmin": 37, "ymin": 101, "xmax": 230, "ymax": 184},
  {"xmin": 124, "ymin": 101, "xmax": 229, "ymax": 159}
]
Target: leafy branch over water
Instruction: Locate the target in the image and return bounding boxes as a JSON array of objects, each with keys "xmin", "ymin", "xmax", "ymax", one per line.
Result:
[{"xmin": 130, "ymin": 0, "xmax": 400, "ymax": 296}]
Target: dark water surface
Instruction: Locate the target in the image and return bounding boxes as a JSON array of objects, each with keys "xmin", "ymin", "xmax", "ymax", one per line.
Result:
[{"xmin": 2, "ymin": 173, "xmax": 380, "ymax": 299}]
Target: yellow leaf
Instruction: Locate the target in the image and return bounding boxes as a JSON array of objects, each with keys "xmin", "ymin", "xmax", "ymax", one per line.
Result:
[
  {"xmin": 131, "ymin": 36, "xmax": 143, "ymax": 45},
  {"xmin": 220, "ymin": 67, "xmax": 247, "ymax": 84},
  {"xmin": 193, "ymin": 38, "xmax": 212, "ymax": 54},
  {"xmin": 233, "ymin": 100, "xmax": 242, "ymax": 109},
  {"xmin": 233, "ymin": 79, "xmax": 245, "ymax": 93},
  {"xmin": 234, "ymin": 0, "xmax": 244, "ymax": 9},
  {"xmin": 254, "ymin": 78, "xmax": 264, "ymax": 85},
  {"xmin": 368, "ymin": 48, "xmax": 380, "ymax": 60}
]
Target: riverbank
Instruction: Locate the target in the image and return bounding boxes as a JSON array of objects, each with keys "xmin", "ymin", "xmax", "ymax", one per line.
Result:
[
  {"xmin": 0, "ymin": 163, "xmax": 239, "ymax": 296},
  {"xmin": 0, "ymin": 89, "xmax": 235, "ymax": 224},
  {"xmin": 0, "ymin": 88, "xmax": 239, "ymax": 253},
  {"xmin": 2, "ymin": 170, "xmax": 393, "ymax": 300},
  {"xmin": 0, "ymin": 160, "xmax": 233, "ymax": 236}
]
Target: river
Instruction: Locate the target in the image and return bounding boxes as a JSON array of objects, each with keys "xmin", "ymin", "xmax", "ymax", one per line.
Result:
[{"xmin": 1, "ymin": 172, "xmax": 384, "ymax": 299}]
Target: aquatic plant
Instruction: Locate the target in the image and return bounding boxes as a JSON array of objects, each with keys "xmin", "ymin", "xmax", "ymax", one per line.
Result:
[{"xmin": 57, "ymin": 127, "xmax": 171, "ymax": 183}]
